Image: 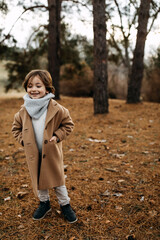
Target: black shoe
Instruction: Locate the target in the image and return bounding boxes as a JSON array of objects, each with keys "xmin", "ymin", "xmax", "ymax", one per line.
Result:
[
  {"xmin": 60, "ymin": 204, "xmax": 77, "ymax": 223},
  {"xmin": 33, "ymin": 200, "xmax": 51, "ymax": 220}
]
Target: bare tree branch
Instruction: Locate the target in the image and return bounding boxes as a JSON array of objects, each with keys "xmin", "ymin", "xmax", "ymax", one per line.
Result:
[
  {"xmin": 26, "ymin": 24, "xmax": 48, "ymax": 48},
  {"xmin": 0, "ymin": 5, "xmax": 48, "ymax": 45},
  {"xmin": 107, "ymin": 29, "xmax": 126, "ymax": 65},
  {"xmin": 63, "ymin": 0, "xmax": 92, "ymax": 11},
  {"xmin": 39, "ymin": 35, "xmax": 48, "ymax": 48},
  {"xmin": 147, "ymin": 7, "xmax": 160, "ymax": 34},
  {"xmin": 113, "ymin": 0, "xmax": 125, "ymax": 37}
]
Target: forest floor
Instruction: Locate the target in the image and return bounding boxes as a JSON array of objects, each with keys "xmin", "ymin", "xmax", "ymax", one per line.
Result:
[{"xmin": 0, "ymin": 96, "xmax": 160, "ymax": 240}]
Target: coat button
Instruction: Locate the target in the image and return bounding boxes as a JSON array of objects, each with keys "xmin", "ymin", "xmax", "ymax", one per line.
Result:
[
  {"xmin": 44, "ymin": 140, "xmax": 48, "ymax": 144},
  {"xmin": 43, "ymin": 154, "xmax": 46, "ymax": 158}
]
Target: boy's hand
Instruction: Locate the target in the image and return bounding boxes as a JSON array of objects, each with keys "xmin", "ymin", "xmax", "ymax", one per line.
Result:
[{"xmin": 49, "ymin": 136, "xmax": 58, "ymax": 143}]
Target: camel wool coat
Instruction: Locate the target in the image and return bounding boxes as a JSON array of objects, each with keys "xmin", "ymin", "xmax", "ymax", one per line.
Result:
[{"xmin": 12, "ymin": 99, "xmax": 74, "ymax": 196}]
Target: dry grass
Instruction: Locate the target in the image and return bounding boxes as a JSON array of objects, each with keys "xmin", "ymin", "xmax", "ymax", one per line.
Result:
[{"xmin": 0, "ymin": 96, "xmax": 160, "ymax": 240}]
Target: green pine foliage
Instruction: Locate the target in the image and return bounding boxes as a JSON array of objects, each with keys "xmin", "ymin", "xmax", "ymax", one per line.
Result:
[{"xmin": 1, "ymin": 22, "xmax": 94, "ymax": 95}]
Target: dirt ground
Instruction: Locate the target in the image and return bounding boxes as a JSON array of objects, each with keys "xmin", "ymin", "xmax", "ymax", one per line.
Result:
[{"xmin": 0, "ymin": 96, "xmax": 160, "ymax": 240}]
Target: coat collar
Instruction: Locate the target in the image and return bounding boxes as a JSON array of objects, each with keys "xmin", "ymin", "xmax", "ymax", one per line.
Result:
[
  {"xmin": 22, "ymin": 99, "xmax": 59, "ymax": 127},
  {"xmin": 45, "ymin": 99, "xmax": 59, "ymax": 127}
]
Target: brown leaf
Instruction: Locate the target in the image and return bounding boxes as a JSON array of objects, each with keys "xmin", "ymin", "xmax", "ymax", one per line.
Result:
[
  {"xmin": 21, "ymin": 184, "xmax": 28, "ymax": 188},
  {"xmin": 4, "ymin": 196, "xmax": 11, "ymax": 201},
  {"xmin": 56, "ymin": 209, "xmax": 61, "ymax": 215},
  {"xmin": 126, "ymin": 234, "xmax": 136, "ymax": 240},
  {"xmin": 69, "ymin": 237, "xmax": 76, "ymax": 240},
  {"xmin": 18, "ymin": 224, "xmax": 25, "ymax": 229},
  {"xmin": 149, "ymin": 210, "xmax": 157, "ymax": 217},
  {"xmin": 44, "ymin": 236, "xmax": 51, "ymax": 240},
  {"xmin": 105, "ymin": 220, "xmax": 111, "ymax": 224},
  {"xmin": 16, "ymin": 192, "xmax": 28, "ymax": 199},
  {"xmin": 101, "ymin": 190, "xmax": 110, "ymax": 196},
  {"xmin": 105, "ymin": 168, "xmax": 118, "ymax": 172}
]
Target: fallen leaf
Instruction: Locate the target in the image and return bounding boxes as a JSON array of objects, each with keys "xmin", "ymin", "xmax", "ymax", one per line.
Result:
[
  {"xmin": 140, "ymin": 196, "xmax": 144, "ymax": 202},
  {"xmin": 18, "ymin": 147, "xmax": 24, "ymax": 152},
  {"xmin": 79, "ymin": 160, "xmax": 88, "ymax": 162},
  {"xmin": 18, "ymin": 224, "xmax": 25, "ymax": 229},
  {"xmin": 16, "ymin": 192, "xmax": 28, "ymax": 199},
  {"xmin": 118, "ymin": 179, "xmax": 125, "ymax": 183},
  {"xmin": 154, "ymin": 159, "xmax": 159, "ymax": 162},
  {"xmin": 113, "ymin": 193, "xmax": 123, "ymax": 197},
  {"xmin": 105, "ymin": 168, "xmax": 118, "ymax": 172},
  {"xmin": 101, "ymin": 190, "xmax": 110, "ymax": 196},
  {"xmin": 149, "ymin": 210, "xmax": 157, "ymax": 217},
  {"xmin": 104, "ymin": 145, "xmax": 110, "ymax": 150},
  {"xmin": 44, "ymin": 235, "xmax": 50, "ymax": 240},
  {"xmin": 69, "ymin": 237, "xmax": 76, "ymax": 240},
  {"xmin": 142, "ymin": 151, "xmax": 149, "ymax": 154},
  {"xmin": 149, "ymin": 199, "xmax": 156, "ymax": 205},
  {"xmin": 127, "ymin": 136, "xmax": 133, "ymax": 139},
  {"xmin": 116, "ymin": 206, "xmax": 122, "ymax": 210},
  {"xmin": 149, "ymin": 142, "xmax": 155, "ymax": 145},
  {"xmin": 126, "ymin": 234, "xmax": 136, "ymax": 240},
  {"xmin": 113, "ymin": 153, "xmax": 125, "ymax": 158},
  {"xmin": 97, "ymin": 129, "xmax": 102, "ymax": 133},
  {"xmin": 105, "ymin": 220, "xmax": 111, "ymax": 224},
  {"xmin": 56, "ymin": 209, "xmax": 61, "ymax": 215},
  {"xmin": 21, "ymin": 184, "xmax": 28, "ymax": 188},
  {"xmin": 4, "ymin": 196, "xmax": 11, "ymax": 201},
  {"xmin": 69, "ymin": 149, "xmax": 74, "ymax": 152},
  {"xmin": 87, "ymin": 138, "xmax": 106, "ymax": 143}
]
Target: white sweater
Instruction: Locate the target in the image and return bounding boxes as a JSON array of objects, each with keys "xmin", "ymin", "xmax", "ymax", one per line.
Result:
[{"xmin": 32, "ymin": 109, "xmax": 47, "ymax": 153}]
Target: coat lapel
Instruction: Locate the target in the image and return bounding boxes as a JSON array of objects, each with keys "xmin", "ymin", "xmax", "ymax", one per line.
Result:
[
  {"xmin": 23, "ymin": 108, "xmax": 37, "ymax": 144},
  {"xmin": 45, "ymin": 99, "xmax": 59, "ymax": 127}
]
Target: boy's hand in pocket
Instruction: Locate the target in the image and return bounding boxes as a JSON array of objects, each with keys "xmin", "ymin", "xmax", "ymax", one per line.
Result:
[{"xmin": 49, "ymin": 136, "xmax": 58, "ymax": 143}]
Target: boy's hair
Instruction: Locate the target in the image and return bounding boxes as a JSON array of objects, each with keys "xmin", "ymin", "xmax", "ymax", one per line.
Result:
[{"xmin": 23, "ymin": 69, "xmax": 55, "ymax": 94}]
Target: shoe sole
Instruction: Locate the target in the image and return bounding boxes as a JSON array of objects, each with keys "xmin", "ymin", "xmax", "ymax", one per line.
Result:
[
  {"xmin": 67, "ymin": 217, "xmax": 78, "ymax": 224},
  {"xmin": 32, "ymin": 208, "xmax": 51, "ymax": 220}
]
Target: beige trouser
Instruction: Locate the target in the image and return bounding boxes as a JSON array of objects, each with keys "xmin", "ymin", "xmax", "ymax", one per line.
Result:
[{"xmin": 37, "ymin": 185, "xmax": 70, "ymax": 206}]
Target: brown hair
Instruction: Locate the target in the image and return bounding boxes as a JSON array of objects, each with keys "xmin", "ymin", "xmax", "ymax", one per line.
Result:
[{"xmin": 23, "ymin": 69, "xmax": 55, "ymax": 94}]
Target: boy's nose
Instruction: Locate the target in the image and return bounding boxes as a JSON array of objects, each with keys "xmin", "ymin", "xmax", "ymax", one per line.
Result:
[{"xmin": 31, "ymin": 86, "xmax": 37, "ymax": 91}]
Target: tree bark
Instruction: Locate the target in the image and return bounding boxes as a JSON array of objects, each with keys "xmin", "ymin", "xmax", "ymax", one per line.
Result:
[
  {"xmin": 93, "ymin": 0, "xmax": 109, "ymax": 114},
  {"xmin": 48, "ymin": 0, "xmax": 61, "ymax": 99},
  {"xmin": 127, "ymin": 0, "xmax": 151, "ymax": 103}
]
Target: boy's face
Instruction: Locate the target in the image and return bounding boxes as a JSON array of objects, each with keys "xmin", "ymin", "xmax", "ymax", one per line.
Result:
[{"xmin": 27, "ymin": 75, "xmax": 48, "ymax": 99}]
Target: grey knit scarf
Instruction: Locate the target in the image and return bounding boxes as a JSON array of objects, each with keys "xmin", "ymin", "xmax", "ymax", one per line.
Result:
[{"xmin": 23, "ymin": 93, "xmax": 55, "ymax": 119}]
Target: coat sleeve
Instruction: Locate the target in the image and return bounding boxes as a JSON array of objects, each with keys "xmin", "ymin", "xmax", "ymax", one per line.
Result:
[
  {"xmin": 12, "ymin": 111, "xmax": 24, "ymax": 146},
  {"xmin": 54, "ymin": 107, "xmax": 74, "ymax": 142}
]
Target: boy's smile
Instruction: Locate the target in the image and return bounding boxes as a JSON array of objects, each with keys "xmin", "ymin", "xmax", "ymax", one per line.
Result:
[{"xmin": 27, "ymin": 76, "xmax": 48, "ymax": 99}]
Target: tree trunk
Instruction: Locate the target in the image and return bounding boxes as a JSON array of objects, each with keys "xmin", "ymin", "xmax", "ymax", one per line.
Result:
[
  {"xmin": 127, "ymin": 0, "xmax": 151, "ymax": 103},
  {"xmin": 93, "ymin": 0, "xmax": 109, "ymax": 114},
  {"xmin": 48, "ymin": 0, "xmax": 61, "ymax": 99}
]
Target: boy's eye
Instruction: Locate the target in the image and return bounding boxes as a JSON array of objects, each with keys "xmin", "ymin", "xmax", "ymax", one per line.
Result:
[{"xmin": 27, "ymin": 85, "xmax": 42, "ymax": 88}]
